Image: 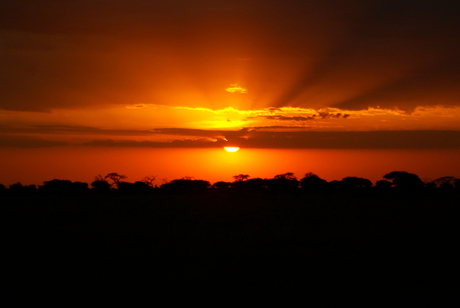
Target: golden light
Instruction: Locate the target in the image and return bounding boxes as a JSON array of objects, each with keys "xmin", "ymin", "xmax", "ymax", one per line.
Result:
[
  {"xmin": 225, "ymin": 84, "xmax": 247, "ymax": 94},
  {"xmin": 224, "ymin": 147, "xmax": 240, "ymax": 152}
]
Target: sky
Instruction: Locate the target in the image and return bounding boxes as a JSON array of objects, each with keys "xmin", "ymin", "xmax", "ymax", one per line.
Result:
[{"xmin": 1, "ymin": 0, "xmax": 460, "ymax": 184}]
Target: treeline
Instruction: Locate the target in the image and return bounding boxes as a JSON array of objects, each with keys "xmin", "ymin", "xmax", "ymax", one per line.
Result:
[
  {"xmin": 1, "ymin": 171, "xmax": 460, "ymax": 194},
  {"xmin": 2, "ymin": 171, "xmax": 458, "ymax": 298}
]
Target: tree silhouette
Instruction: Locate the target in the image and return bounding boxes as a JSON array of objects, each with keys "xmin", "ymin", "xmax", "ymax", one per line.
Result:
[
  {"xmin": 383, "ymin": 171, "xmax": 425, "ymax": 189},
  {"xmin": 94, "ymin": 174, "xmax": 105, "ymax": 181},
  {"xmin": 233, "ymin": 174, "xmax": 250, "ymax": 182},
  {"xmin": 142, "ymin": 175, "xmax": 157, "ymax": 188},
  {"xmin": 274, "ymin": 172, "xmax": 296, "ymax": 181},
  {"xmin": 105, "ymin": 173, "xmax": 127, "ymax": 188}
]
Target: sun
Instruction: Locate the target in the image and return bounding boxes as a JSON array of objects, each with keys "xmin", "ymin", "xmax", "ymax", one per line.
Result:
[{"xmin": 224, "ymin": 147, "xmax": 240, "ymax": 152}]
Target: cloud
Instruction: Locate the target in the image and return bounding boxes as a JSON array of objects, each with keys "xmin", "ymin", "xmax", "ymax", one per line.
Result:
[
  {"xmin": 0, "ymin": 135, "xmax": 68, "ymax": 148},
  {"xmin": 1, "ymin": 121, "xmax": 459, "ymax": 149},
  {"xmin": 317, "ymin": 112, "xmax": 349, "ymax": 119},
  {"xmin": 125, "ymin": 104, "xmax": 147, "ymax": 110},
  {"xmin": 247, "ymin": 115, "xmax": 315, "ymax": 122},
  {"xmin": 246, "ymin": 110, "xmax": 350, "ymax": 122},
  {"xmin": 83, "ymin": 138, "xmax": 228, "ymax": 148},
  {"xmin": 82, "ymin": 130, "xmax": 460, "ymax": 149},
  {"xmin": 225, "ymin": 84, "xmax": 247, "ymax": 94}
]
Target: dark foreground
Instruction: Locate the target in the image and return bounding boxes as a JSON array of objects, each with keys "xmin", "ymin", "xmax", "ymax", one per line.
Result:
[{"xmin": 2, "ymin": 190, "xmax": 458, "ymax": 301}]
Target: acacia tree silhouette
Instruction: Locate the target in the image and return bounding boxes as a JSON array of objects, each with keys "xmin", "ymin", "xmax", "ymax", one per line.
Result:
[
  {"xmin": 274, "ymin": 172, "xmax": 296, "ymax": 181},
  {"xmin": 233, "ymin": 174, "xmax": 250, "ymax": 182},
  {"xmin": 142, "ymin": 175, "xmax": 157, "ymax": 188},
  {"xmin": 269, "ymin": 172, "xmax": 299, "ymax": 192},
  {"xmin": 105, "ymin": 173, "xmax": 127, "ymax": 189}
]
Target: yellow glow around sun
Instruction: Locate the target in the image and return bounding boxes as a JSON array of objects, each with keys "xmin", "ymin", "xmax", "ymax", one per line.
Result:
[{"xmin": 224, "ymin": 147, "xmax": 240, "ymax": 152}]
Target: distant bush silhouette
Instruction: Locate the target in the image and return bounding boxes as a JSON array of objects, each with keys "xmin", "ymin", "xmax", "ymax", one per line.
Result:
[
  {"xmin": 328, "ymin": 180, "xmax": 341, "ymax": 190},
  {"xmin": 40, "ymin": 179, "xmax": 89, "ymax": 194},
  {"xmin": 455, "ymin": 179, "xmax": 460, "ymax": 189},
  {"xmin": 4, "ymin": 170, "xmax": 460, "ymax": 196},
  {"xmin": 117, "ymin": 181, "xmax": 153, "ymax": 194},
  {"xmin": 340, "ymin": 177, "xmax": 373, "ymax": 189},
  {"xmin": 212, "ymin": 181, "xmax": 232, "ymax": 190},
  {"xmin": 433, "ymin": 176, "xmax": 459, "ymax": 189},
  {"xmin": 91, "ymin": 176, "xmax": 111, "ymax": 192},
  {"xmin": 8, "ymin": 182, "xmax": 36, "ymax": 194},
  {"xmin": 9, "ymin": 182, "xmax": 24, "ymax": 192},
  {"xmin": 300, "ymin": 172, "xmax": 328, "ymax": 191},
  {"xmin": 245, "ymin": 178, "xmax": 268, "ymax": 192},
  {"xmin": 376, "ymin": 180, "xmax": 392, "ymax": 189},
  {"xmin": 160, "ymin": 178, "xmax": 211, "ymax": 193},
  {"xmin": 383, "ymin": 171, "xmax": 425, "ymax": 189},
  {"xmin": 232, "ymin": 177, "xmax": 267, "ymax": 192}
]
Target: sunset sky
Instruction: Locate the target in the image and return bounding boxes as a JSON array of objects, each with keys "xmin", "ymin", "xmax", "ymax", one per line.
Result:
[{"xmin": 1, "ymin": 0, "xmax": 460, "ymax": 185}]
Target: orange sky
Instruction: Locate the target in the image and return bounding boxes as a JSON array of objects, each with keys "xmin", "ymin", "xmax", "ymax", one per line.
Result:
[
  {"xmin": 1, "ymin": 1, "xmax": 460, "ymax": 184},
  {"xmin": 1, "ymin": 147, "xmax": 459, "ymax": 187}
]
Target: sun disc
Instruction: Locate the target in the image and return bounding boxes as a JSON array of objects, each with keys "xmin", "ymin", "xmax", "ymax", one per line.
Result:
[{"xmin": 224, "ymin": 147, "xmax": 240, "ymax": 152}]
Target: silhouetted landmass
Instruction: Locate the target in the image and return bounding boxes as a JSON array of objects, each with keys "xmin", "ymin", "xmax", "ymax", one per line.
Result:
[
  {"xmin": 1, "ymin": 171, "xmax": 458, "ymax": 301},
  {"xmin": 2, "ymin": 171, "xmax": 459, "ymax": 195}
]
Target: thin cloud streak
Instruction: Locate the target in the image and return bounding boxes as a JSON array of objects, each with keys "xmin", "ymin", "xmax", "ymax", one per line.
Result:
[
  {"xmin": 3, "ymin": 129, "xmax": 459, "ymax": 149},
  {"xmin": 0, "ymin": 135, "xmax": 68, "ymax": 148},
  {"xmin": 84, "ymin": 131, "xmax": 460, "ymax": 149}
]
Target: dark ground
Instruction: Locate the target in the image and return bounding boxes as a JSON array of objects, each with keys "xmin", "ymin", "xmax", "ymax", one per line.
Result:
[{"xmin": 1, "ymin": 190, "xmax": 458, "ymax": 302}]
